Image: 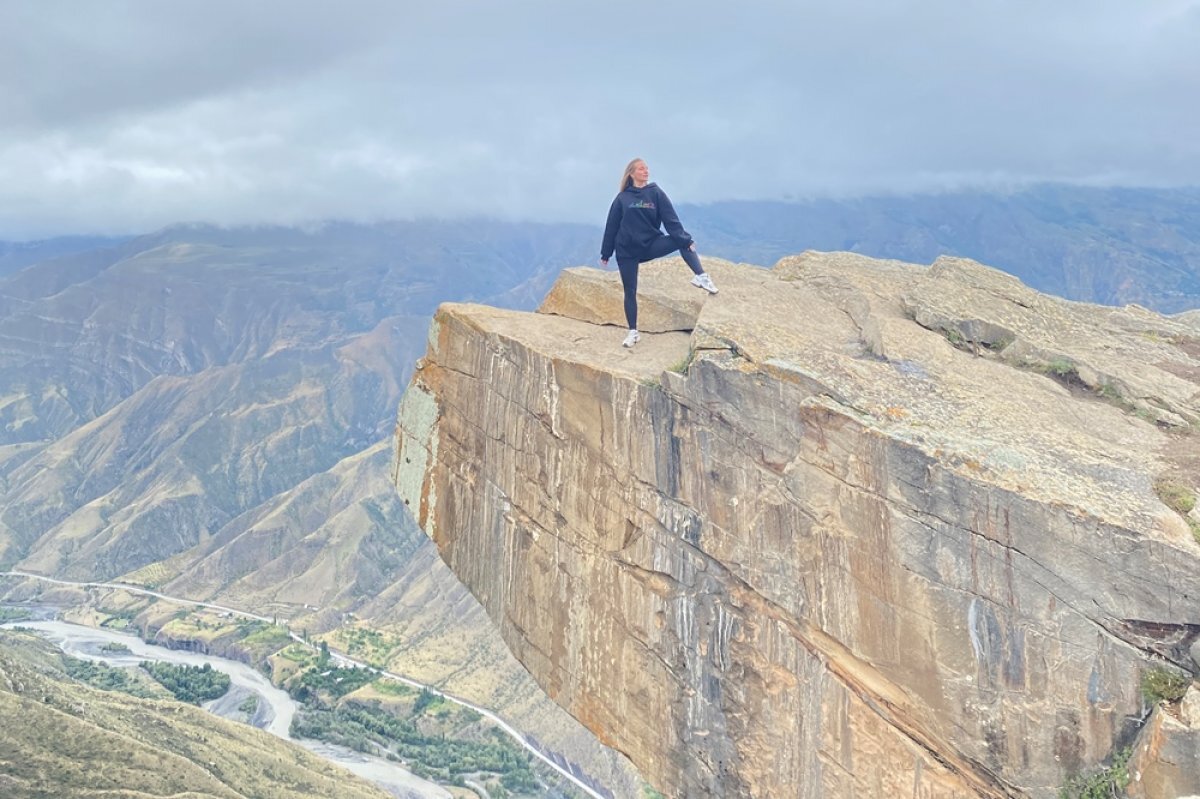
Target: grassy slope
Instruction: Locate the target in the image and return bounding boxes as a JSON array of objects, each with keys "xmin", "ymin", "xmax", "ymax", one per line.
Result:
[{"xmin": 0, "ymin": 630, "xmax": 391, "ymax": 799}]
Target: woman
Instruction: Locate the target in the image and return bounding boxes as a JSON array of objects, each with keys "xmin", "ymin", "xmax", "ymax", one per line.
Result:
[{"xmin": 600, "ymin": 158, "xmax": 717, "ymax": 348}]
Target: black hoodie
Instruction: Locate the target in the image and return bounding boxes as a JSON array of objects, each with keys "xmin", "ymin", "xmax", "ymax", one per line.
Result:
[{"xmin": 600, "ymin": 182, "xmax": 694, "ymax": 261}]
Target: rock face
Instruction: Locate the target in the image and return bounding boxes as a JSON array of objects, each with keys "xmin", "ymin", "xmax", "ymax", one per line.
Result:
[
  {"xmin": 1129, "ymin": 686, "xmax": 1200, "ymax": 798},
  {"xmin": 394, "ymin": 253, "xmax": 1200, "ymax": 798}
]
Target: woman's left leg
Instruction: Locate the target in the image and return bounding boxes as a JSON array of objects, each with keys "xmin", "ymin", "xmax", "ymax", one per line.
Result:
[{"xmin": 642, "ymin": 235, "xmax": 704, "ymax": 276}]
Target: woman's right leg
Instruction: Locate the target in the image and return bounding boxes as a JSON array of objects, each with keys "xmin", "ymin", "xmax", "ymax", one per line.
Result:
[{"xmin": 616, "ymin": 258, "xmax": 639, "ymax": 329}]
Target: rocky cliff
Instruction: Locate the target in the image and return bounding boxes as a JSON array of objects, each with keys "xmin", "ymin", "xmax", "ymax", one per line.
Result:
[{"xmin": 394, "ymin": 252, "xmax": 1200, "ymax": 797}]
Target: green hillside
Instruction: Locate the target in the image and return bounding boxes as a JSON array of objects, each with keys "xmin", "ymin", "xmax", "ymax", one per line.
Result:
[{"xmin": 0, "ymin": 629, "xmax": 392, "ymax": 799}]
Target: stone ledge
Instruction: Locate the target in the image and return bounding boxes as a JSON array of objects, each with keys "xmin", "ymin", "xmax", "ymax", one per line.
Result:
[{"xmin": 538, "ymin": 258, "xmax": 739, "ymax": 332}]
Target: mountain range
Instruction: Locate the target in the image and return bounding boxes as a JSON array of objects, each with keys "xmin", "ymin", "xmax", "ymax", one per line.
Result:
[{"xmin": 2, "ymin": 183, "xmax": 1200, "ymax": 796}]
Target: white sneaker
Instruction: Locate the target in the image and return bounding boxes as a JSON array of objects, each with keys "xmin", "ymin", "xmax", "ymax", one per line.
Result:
[
  {"xmin": 622, "ymin": 329, "xmax": 640, "ymax": 348},
  {"xmin": 691, "ymin": 273, "xmax": 718, "ymax": 294}
]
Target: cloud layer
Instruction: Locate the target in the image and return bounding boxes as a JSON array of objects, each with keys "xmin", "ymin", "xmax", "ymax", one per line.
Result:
[{"xmin": 2, "ymin": 0, "xmax": 1198, "ymax": 237}]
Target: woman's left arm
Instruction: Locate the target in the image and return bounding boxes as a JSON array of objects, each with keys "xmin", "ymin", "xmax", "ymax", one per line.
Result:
[{"xmin": 656, "ymin": 187, "xmax": 694, "ymax": 248}]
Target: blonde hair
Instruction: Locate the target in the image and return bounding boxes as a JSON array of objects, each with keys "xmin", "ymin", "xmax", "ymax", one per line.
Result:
[{"xmin": 618, "ymin": 158, "xmax": 644, "ymax": 192}]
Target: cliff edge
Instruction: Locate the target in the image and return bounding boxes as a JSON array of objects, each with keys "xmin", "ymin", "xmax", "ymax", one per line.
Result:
[{"xmin": 394, "ymin": 251, "xmax": 1200, "ymax": 798}]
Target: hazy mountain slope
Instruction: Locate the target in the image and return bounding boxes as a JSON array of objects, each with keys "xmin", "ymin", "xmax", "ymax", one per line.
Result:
[
  {"xmin": 2, "ymin": 328, "xmax": 413, "ymax": 577},
  {"xmin": 0, "ymin": 235, "xmax": 128, "ymax": 279},
  {"xmin": 0, "ymin": 630, "xmax": 392, "ymax": 799},
  {"xmin": 0, "ymin": 220, "xmax": 598, "ymax": 446},
  {"xmin": 152, "ymin": 441, "xmax": 415, "ymax": 611},
  {"xmin": 0, "ymin": 221, "xmax": 597, "ymax": 574},
  {"xmin": 128, "ymin": 440, "xmax": 646, "ymax": 797},
  {"xmin": 688, "ymin": 185, "xmax": 1200, "ymax": 311}
]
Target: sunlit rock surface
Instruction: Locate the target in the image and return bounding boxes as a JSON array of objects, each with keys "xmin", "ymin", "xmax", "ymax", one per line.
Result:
[{"xmin": 396, "ymin": 252, "xmax": 1200, "ymax": 798}]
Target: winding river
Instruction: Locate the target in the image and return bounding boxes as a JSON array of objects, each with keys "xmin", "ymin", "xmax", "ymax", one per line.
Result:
[
  {"xmin": 1, "ymin": 570, "xmax": 605, "ymax": 799},
  {"xmin": 3, "ymin": 618, "xmax": 454, "ymax": 799}
]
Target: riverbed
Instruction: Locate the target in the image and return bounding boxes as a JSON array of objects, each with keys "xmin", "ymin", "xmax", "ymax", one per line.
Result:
[{"xmin": 3, "ymin": 618, "xmax": 453, "ymax": 799}]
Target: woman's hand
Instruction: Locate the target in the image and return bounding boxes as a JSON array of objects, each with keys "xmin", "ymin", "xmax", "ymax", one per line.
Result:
[
  {"xmin": 600, "ymin": 257, "xmax": 609, "ymax": 267},
  {"xmin": 689, "ymin": 243, "xmax": 696, "ymax": 252}
]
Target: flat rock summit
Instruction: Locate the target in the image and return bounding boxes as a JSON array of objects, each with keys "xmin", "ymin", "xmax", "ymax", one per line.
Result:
[{"xmin": 395, "ymin": 251, "xmax": 1200, "ymax": 798}]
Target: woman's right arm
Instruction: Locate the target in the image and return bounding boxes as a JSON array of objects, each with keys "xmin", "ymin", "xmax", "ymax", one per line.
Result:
[{"xmin": 600, "ymin": 196, "xmax": 622, "ymax": 263}]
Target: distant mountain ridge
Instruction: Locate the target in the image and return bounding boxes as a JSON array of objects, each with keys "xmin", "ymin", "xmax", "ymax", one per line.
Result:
[
  {"xmin": 0, "ymin": 235, "xmax": 130, "ymax": 279},
  {"xmin": 0, "ymin": 221, "xmax": 596, "ymax": 446}
]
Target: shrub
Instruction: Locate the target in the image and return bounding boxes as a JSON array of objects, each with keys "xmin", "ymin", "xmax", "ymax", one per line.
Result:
[
  {"xmin": 1058, "ymin": 747, "xmax": 1131, "ymax": 799},
  {"xmin": 1152, "ymin": 478, "xmax": 1200, "ymax": 543},
  {"xmin": 1141, "ymin": 667, "xmax": 1191, "ymax": 704},
  {"xmin": 1154, "ymin": 479, "xmax": 1196, "ymax": 515},
  {"xmin": 1045, "ymin": 358, "xmax": 1078, "ymax": 378},
  {"xmin": 668, "ymin": 349, "xmax": 696, "ymax": 374}
]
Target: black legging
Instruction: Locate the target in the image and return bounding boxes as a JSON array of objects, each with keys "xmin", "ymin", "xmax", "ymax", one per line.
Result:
[{"xmin": 616, "ymin": 235, "xmax": 704, "ymax": 329}]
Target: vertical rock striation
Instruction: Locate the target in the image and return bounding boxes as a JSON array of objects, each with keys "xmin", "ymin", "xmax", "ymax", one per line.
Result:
[{"xmin": 395, "ymin": 253, "xmax": 1200, "ymax": 797}]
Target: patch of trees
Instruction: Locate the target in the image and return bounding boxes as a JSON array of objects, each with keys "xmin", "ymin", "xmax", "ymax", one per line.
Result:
[
  {"xmin": 140, "ymin": 661, "xmax": 231, "ymax": 704},
  {"xmin": 63, "ymin": 655, "xmax": 158, "ymax": 698},
  {"xmin": 291, "ymin": 664, "xmax": 378, "ymax": 701},
  {"xmin": 289, "ymin": 697, "xmax": 539, "ymax": 791},
  {"xmin": 0, "ymin": 606, "xmax": 31, "ymax": 623},
  {"xmin": 412, "ymin": 687, "xmax": 440, "ymax": 715}
]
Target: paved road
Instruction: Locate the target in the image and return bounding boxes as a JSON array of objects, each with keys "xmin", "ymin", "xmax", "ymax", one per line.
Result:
[{"xmin": 1, "ymin": 569, "xmax": 604, "ymax": 799}]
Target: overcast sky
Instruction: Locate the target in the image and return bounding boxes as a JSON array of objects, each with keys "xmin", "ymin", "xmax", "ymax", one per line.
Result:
[{"xmin": 1, "ymin": 0, "xmax": 1198, "ymax": 238}]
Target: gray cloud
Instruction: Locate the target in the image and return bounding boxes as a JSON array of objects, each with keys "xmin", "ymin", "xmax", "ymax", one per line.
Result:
[{"xmin": 1, "ymin": 0, "xmax": 1198, "ymax": 237}]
